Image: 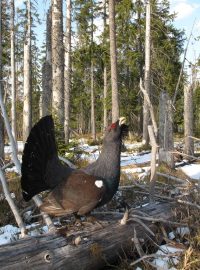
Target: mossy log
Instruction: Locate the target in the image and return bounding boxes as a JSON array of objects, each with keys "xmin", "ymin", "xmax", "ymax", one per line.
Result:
[{"xmin": 0, "ymin": 202, "xmax": 177, "ymax": 270}]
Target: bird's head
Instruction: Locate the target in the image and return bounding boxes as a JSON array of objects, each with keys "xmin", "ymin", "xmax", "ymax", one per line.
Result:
[{"xmin": 104, "ymin": 117, "xmax": 129, "ymax": 142}]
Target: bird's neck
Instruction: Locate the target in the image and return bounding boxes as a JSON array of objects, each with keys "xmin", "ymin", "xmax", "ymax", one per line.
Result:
[{"xmin": 84, "ymin": 140, "xmax": 122, "ymax": 180}]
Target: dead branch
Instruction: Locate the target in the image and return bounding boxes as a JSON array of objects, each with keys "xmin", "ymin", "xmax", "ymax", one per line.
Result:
[
  {"xmin": 130, "ymin": 251, "xmax": 183, "ymax": 267},
  {"xmin": 171, "ymin": 150, "xmax": 200, "ymax": 161},
  {"xmin": 58, "ymin": 155, "xmax": 77, "ymax": 169},
  {"xmin": 188, "ymin": 136, "xmax": 200, "ymax": 142},
  {"xmin": 0, "ymin": 85, "xmax": 55, "ymax": 232},
  {"xmin": 140, "ymin": 78, "xmax": 158, "ymax": 136},
  {"xmin": 0, "ymin": 167, "xmax": 26, "ymax": 237},
  {"xmin": 148, "ymin": 125, "xmax": 159, "ymax": 202},
  {"xmin": 156, "ymin": 172, "xmax": 191, "ymax": 185}
]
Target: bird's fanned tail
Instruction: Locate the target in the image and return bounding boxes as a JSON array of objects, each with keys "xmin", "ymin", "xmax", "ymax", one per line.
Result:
[{"xmin": 21, "ymin": 115, "xmax": 72, "ymax": 201}]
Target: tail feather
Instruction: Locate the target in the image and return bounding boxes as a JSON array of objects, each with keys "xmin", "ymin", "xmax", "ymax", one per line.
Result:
[{"xmin": 21, "ymin": 115, "xmax": 72, "ymax": 201}]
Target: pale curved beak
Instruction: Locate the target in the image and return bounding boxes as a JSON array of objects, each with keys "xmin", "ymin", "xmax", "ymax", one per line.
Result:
[{"xmin": 119, "ymin": 117, "xmax": 126, "ymax": 126}]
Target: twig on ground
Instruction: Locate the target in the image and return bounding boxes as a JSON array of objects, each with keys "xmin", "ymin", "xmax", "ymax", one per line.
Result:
[
  {"xmin": 130, "ymin": 251, "xmax": 183, "ymax": 266},
  {"xmin": 129, "ymin": 214, "xmax": 187, "ymax": 227},
  {"xmin": 132, "ymin": 227, "xmax": 145, "ymax": 258}
]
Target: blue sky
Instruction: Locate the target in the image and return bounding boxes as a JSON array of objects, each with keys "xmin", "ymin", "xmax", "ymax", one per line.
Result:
[
  {"xmin": 16, "ymin": 0, "xmax": 200, "ymax": 70},
  {"xmin": 170, "ymin": 0, "xmax": 200, "ymax": 64}
]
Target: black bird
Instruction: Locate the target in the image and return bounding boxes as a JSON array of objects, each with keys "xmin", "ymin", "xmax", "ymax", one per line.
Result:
[{"xmin": 21, "ymin": 115, "xmax": 128, "ymax": 217}]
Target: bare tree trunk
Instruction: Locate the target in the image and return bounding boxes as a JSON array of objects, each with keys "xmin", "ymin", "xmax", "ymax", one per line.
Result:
[
  {"xmin": 103, "ymin": 66, "xmax": 108, "ymax": 129},
  {"xmin": 103, "ymin": 0, "xmax": 108, "ymax": 130},
  {"xmin": 10, "ymin": 0, "xmax": 17, "ymax": 141},
  {"xmin": 52, "ymin": 0, "xmax": 64, "ymax": 133},
  {"xmin": 142, "ymin": 0, "xmax": 151, "ymax": 145},
  {"xmin": 137, "ymin": 0, "xmax": 143, "ymax": 135},
  {"xmin": 0, "ymin": 1, "xmax": 4, "ymax": 161},
  {"xmin": 184, "ymin": 85, "xmax": 194, "ymax": 156},
  {"xmin": 91, "ymin": 59, "xmax": 96, "ymax": 140},
  {"xmin": 64, "ymin": 0, "xmax": 71, "ymax": 143},
  {"xmin": 108, "ymin": 0, "xmax": 119, "ymax": 122},
  {"xmin": 159, "ymin": 92, "xmax": 174, "ymax": 168},
  {"xmin": 23, "ymin": 0, "xmax": 32, "ymax": 142},
  {"xmin": 41, "ymin": 8, "xmax": 52, "ymax": 117},
  {"xmin": 90, "ymin": 8, "xmax": 96, "ymax": 141}
]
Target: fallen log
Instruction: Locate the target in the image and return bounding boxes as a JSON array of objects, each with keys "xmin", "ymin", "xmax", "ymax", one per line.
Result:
[{"xmin": 0, "ymin": 202, "xmax": 179, "ymax": 270}]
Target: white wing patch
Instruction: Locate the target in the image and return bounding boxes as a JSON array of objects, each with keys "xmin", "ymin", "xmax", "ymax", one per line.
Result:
[{"xmin": 95, "ymin": 180, "xmax": 103, "ymax": 188}]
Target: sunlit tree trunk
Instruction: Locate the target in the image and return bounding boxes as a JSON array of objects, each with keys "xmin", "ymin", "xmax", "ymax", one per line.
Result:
[
  {"xmin": 103, "ymin": 0, "xmax": 108, "ymax": 129},
  {"xmin": 0, "ymin": 0, "xmax": 4, "ymax": 161},
  {"xmin": 10, "ymin": 0, "xmax": 17, "ymax": 141},
  {"xmin": 90, "ymin": 4, "xmax": 96, "ymax": 140},
  {"xmin": 142, "ymin": 0, "xmax": 151, "ymax": 145},
  {"xmin": 41, "ymin": 8, "xmax": 52, "ymax": 117},
  {"xmin": 52, "ymin": 0, "xmax": 64, "ymax": 134},
  {"xmin": 64, "ymin": 0, "xmax": 71, "ymax": 143},
  {"xmin": 23, "ymin": 0, "xmax": 32, "ymax": 142},
  {"xmin": 108, "ymin": 0, "xmax": 119, "ymax": 123},
  {"xmin": 184, "ymin": 85, "xmax": 194, "ymax": 156}
]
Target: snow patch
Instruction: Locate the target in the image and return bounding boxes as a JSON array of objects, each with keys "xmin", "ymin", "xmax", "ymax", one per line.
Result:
[
  {"xmin": 153, "ymin": 244, "xmax": 184, "ymax": 269},
  {"xmin": 180, "ymin": 164, "xmax": 200, "ymax": 180}
]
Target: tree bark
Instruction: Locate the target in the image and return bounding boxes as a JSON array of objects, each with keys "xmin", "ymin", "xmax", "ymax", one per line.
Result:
[
  {"xmin": 90, "ymin": 7, "xmax": 96, "ymax": 141},
  {"xmin": 0, "ymin": 202, "xmax": 176, "ymax": 270},
  {"xmin": 103, "ymin": 0, "xmax": 108, "ymax": 130},
  {"xmin": 184, "ymin": 85, "xmax": 194, "ymax": 156},
  {"xmin": 10, "ymin": 0, "xmax": 17, "ymax": 141},
  {"xmin": 0, "ymin": 0, "xmax": 4, "ymax": 161},
  {"xmin": 142, "ymin": 0, "xmax": 151, "ymax": 145},
  {"xmin": 109, "ymin": 0, "xmax": 119, "ymax": 123},
  {"xmin": 159, "ymin": 92, "xmax": 174, "ymax": 168},
  {"xmin": 64, "ymin": 0, "xmax": 71, "ymax": 143},
  {"xmin": 103, "ymin": 65, "xmax": 108, "ymax": 129},
  {"xmin": 52, "ymin": 0, "xmax": 64, "ymax": 132},
  {"xmin": 23, "ymin": 0, "xmax": 32, "ymax": 142},
  {"xmin": 41, "ymin": 8, "xmax": 52, "ymax": 117}
]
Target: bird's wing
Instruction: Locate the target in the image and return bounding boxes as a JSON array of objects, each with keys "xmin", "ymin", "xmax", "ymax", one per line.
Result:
[{"xmin": 41, "ymin": 172, "xmax": 106, "ymax": 217}]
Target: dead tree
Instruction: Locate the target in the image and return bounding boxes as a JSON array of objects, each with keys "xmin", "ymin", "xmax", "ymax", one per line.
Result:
[
  {"xmin": 109, "ymin": 0, "xmax": 119, "ymax": 122},
  {"xmin": 0, "ymin": 202, "xmax": 178, "ymax": 270},
  {"xmin": 142, "ymin": 0, "xmax": 151, "ymax": 145},
  {"xmin": 184, "ymin": 84, "xmax": 194, "ymax": 157},
  {"xmin": 159, "ymin": 92, "xmax": 174, "ymax": 168},
  {"xmin": 41, "ymin": 8, "xmax": 52, "ymax": 117}
]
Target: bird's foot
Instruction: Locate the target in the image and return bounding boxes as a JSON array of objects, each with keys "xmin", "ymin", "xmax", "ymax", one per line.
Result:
[{"xmin": 82, "ymin": 215, "xmax": 104, "ymax": 228}]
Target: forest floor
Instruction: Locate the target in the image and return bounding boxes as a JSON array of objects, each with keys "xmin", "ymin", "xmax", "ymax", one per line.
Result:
[{"xmin": 0, "ymin": 138, "xmax": 200, "ymax": 269}]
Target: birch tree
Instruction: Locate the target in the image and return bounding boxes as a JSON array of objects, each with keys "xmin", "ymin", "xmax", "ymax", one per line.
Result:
[
  {"xmin": 23, "ymin": 0, "xmax": 32, "ymax": 142},
  {"xmin": 41, "ymin": 8, "xmax": 52, "ymax": 117},
  {"xmin": 10, "ymin": 0, "xmax": 17, "ymax": 141},
  {"xmin": 142, "ymin": 0, "xmax": 151, "ymax": 145},
  {"xmin": 52, "ymin": 0, "xmax": 64, "ymax": 133},
  {"xmin": 64, "ymin": 0, "xmax": 71, "ymax": 143},
  {"xmin": 108, "ymin": 0, "xmax": 119, "ymax": 122}
]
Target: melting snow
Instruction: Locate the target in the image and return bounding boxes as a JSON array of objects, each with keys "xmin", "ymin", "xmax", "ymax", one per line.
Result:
[
  {"xmin": 153, "ymin": 244, "xmax": 184, "ymax": 270},
  {"xmin": 180, "ymin": 164, "xmax": 200, "ymax": 180}
]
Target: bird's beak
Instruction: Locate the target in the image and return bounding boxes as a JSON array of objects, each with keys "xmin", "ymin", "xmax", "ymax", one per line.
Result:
[{"xmin": 119, "ymin": 117, "xmax": 126, "ymax": 126}]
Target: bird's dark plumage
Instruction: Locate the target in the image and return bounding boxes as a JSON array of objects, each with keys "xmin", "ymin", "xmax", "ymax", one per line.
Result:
[{"xmin": 21, "ymin": 115, "xmax": 128, "ymax": 216}]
